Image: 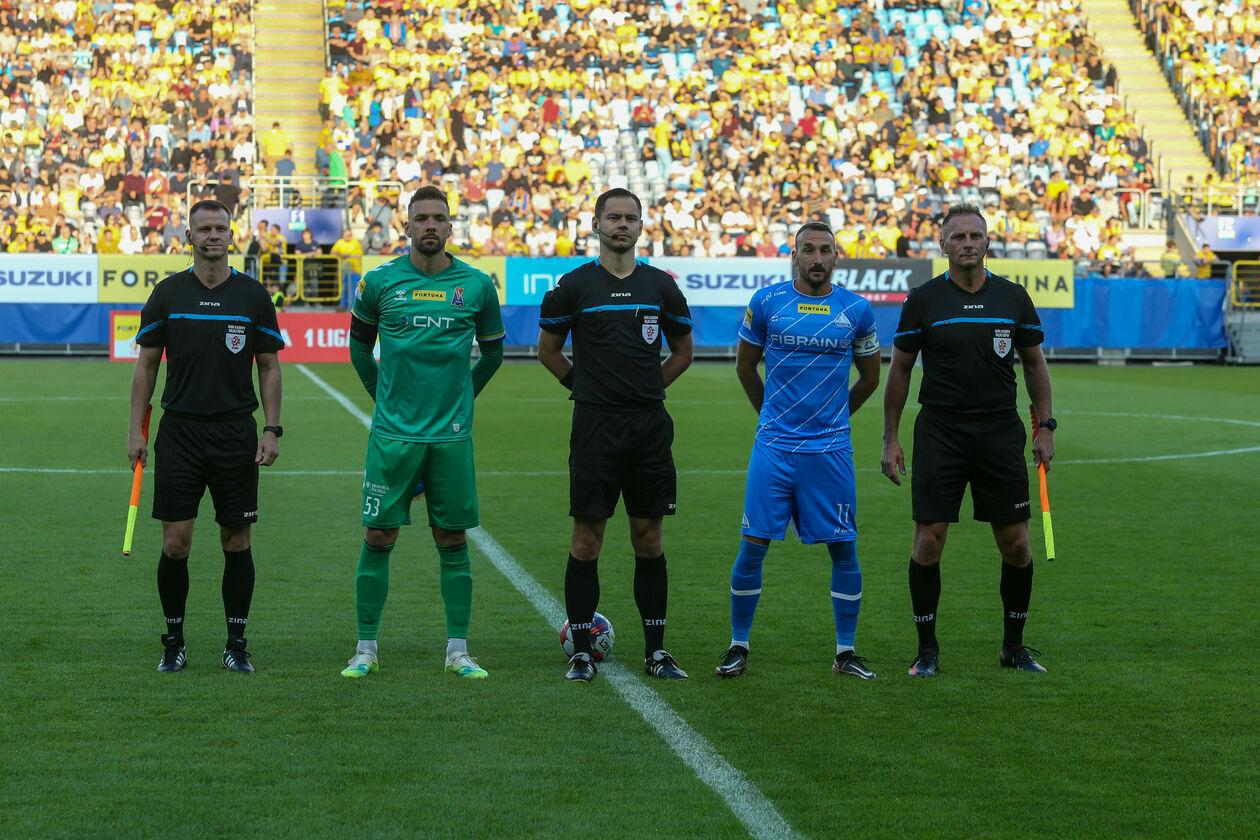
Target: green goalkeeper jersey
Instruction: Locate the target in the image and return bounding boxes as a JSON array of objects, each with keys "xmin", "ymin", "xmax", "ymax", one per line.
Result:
[{"xmin": 352, "ymin": 254, "xmax": 505, "ymax": 442}]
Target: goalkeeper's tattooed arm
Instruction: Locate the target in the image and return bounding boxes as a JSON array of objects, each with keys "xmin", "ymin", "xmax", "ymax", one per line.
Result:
[{"xmin": 349, "ymin": 314, "xmax": 379, "ymax": 400}]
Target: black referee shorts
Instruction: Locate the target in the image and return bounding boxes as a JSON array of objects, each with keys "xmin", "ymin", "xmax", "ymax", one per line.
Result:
[
  {"xmin": 911, "ymin": 406, "xmax": 1031, "ymax": 524},
  {"xmin": 152, "ymin": 413, "xmax": 260, "ymax": 527},
  {"xmin": 569, "ymin": 402, "xmax": 677, "ymax": 520}
]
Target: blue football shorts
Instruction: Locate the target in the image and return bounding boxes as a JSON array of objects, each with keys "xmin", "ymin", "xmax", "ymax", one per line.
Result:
[{"xmin": 740, "ymin": 444, "xmax": 857, "ymax": 545}]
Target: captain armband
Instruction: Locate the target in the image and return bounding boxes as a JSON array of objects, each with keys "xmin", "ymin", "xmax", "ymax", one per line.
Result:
[
  {"xmin": 854, "ymin": 331, "xmax": 880, "ymax": 357},
  {"xmin": 349, "ymin": 314, "xmax": 378, "ymax": 346}
]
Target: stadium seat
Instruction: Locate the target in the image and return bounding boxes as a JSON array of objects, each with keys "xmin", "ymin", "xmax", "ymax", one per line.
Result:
[
  {"xmin": 1005, "ymin": 241, "xmax": 1027, "ymax": 260},
  {"xmin": 1027, "ymin": 241, "xmax": 1049, "ymax": 260}
]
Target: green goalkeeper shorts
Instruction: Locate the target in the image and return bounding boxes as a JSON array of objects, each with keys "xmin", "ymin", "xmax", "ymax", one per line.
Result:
[{"xmin": 361, "ymin": 434, "xmax": 479, "ymax": 531}]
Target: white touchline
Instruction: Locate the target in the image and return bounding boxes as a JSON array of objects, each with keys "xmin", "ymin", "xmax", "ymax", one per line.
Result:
[
  {"xmin": 11, "ymin": 442, "xmax": 1260, "ymax": 479},
  {"xmin": 295, "ymin": 364, "xmax": 801, "ymax": 840}
]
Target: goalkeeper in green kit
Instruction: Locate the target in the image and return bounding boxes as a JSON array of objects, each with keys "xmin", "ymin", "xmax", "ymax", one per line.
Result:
[{"xmin": 340, "ymin": 185, "xmax": 505, "ymax": 679}]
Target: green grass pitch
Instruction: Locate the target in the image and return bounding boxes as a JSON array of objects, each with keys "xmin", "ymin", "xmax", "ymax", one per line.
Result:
[{"xmin": 1, "ymin": 358, "xmax": 1257, "ymax": 839}]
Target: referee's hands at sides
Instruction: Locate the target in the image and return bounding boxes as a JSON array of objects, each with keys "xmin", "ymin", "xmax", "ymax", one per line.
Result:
[{"xmin": 256, "ymin": 430, "xmax": 280, "ymax": 467}]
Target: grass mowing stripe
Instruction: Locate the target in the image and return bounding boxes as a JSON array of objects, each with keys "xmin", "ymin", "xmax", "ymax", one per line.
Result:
[{"xmin": 296, "ymin": 362, "xmax": 803, "ymax": 840}]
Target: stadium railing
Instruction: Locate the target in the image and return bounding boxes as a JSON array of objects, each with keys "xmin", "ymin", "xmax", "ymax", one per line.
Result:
[
  {"xmin": 1232, "ymin": 261, "xmax": 1260, "ymax": 309},
  {"xmin": 1168, "ymin": 184, "xmax": 1260, "ymax": 217},
  {"xmin": 257, "ymin": 253, "xmax": 344, "ymax": 304}
]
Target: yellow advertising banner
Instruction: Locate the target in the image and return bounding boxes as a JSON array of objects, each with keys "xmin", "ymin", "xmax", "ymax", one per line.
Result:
[
  {"xmin": 930, "ymin": 258, "xmax": 1074, "ymax": 309},
  {"xmin": 98, "ymin": 255, "xmax": 247, "ymax": 303},
  {"xmin": 360, "ymin": 254, "xmax": 507, "ymax": 306},
  {"xmin": 110, "ymin": 311, "xmax": 142, "ymax": 361}
]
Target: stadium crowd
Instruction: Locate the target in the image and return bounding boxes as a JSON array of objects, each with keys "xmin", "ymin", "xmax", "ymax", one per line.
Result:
[
  {"xmin": 0, "ymin": 0, "xmax": 1226, "ymax": 278},
  {"xmin": 316, "ymin": 0, "xmax": 1163, "ymax": 271},
  {"xmin": 1136, "ymin": 0, "xmax": 1260, "ymax": 185},
  {"xmin": 0, "ymin": 0, "xmax": 255, "ymax": 253}
]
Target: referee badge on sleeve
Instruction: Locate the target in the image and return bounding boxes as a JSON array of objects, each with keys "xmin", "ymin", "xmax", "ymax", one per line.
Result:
[
  {"xmin": 226, "ymin": 323, "xmax": 247, "ymax": 354},
  {"xmin": 642, "ymin": 313, "xmax": 659, "ymax": 343},
  {"xmin": 993, "ymin": 328, "xmax": 1011, "ymax": 357}
]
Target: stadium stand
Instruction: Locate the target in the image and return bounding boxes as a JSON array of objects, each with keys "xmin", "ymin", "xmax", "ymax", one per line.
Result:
[
  {"xmin": 314, "ymin": 0, "xmax": 1163, "ymax": 272},
  {"xmin": 0, "ymin": 0, "xmax": 254, "ymax": 251},
  {"xmin": 0, "ymin": 0, "xmax": 1237, "ymax": 284},
  {"xmin": 1134, "ymin": 0, "xmax": 1260, "ymax": 186}
]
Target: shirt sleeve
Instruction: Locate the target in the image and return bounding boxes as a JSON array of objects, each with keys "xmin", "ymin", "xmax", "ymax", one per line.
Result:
[
  {"xmin": 253, "ymin": 278, "xmax": 285, "ymax": 353},
  {"xmin": 351, "ymin": 266, "xmax": 380, "ymax": 324},
  {"xmin": 852, "ymin": 298, "xmax": 880, "ymax": 357},
  {"xmin": 538, "ymin": 271, "xmax": 576, "ymax": 336},
  {"xmin": 134, "ymin": 277, "xmax": 169, "ymax": 348},
  {"xmin": 737, "ymin": 288, "xmax": 766, "ymax": 347},
  {"xmin": 659, "ymin": 272, "xmax": 692, "ymax": 336},
  {"xmin": 475, "ymin": 273, "xmax": 506, "ymax": 343},
  {"xmin": 1014, "ymin": 284, "xmax": 1044, "ymax": 347},
  {"xmin": 892, "ymin": 287, "xmax": 924, "ymax": 353}
]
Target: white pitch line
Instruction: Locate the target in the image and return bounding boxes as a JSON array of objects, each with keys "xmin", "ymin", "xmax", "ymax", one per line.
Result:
[
  {"xmin": 9, "ymin": 443, "xmax": 1260, "ymax": 479},
  {"xmin": 295, "ymin": 363, "xmax": 801, "ymax": 840}
]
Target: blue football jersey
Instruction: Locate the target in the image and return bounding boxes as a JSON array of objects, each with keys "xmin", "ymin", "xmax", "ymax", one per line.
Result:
[{"xmin": 739, "ymin": 281, "xmax": 879, "ymax": 453}]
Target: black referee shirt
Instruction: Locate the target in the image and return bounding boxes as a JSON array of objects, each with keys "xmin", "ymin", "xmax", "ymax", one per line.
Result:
[
  {"xmin": 539, "ymin": 259, "xmax": 692, "ymax": 408},
  {"xmin": 136, "ymin": 267, "xmax": 285, "ymax": 419},
  {"xmin": 892, "ymin": 270, "xmax": 1043, "ymax": 413}
]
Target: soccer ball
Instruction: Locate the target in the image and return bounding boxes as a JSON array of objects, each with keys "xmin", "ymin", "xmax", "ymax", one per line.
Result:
[{"xmin": 559, "ymin": 612, "xmax": 615, "ymax": 661}]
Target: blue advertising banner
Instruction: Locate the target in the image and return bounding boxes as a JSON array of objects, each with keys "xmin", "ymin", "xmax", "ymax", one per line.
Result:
[
  {"xmin": 1199, "ymin": 216, "xmax": 1260, "ymax": 251},
  {"xmin": 504, "ymin": 256, "xmax": 592, "ymax": 305},
  {"xmin": 0, "ymin": 272, "xmax": 1228, "ymax": 351},
  {"xmin": 253, "ymin": 209, "xmax": 345, "ymax": 244},
  {"xmin": 0, "ymin": 255, "xmax": 98, "ymax": 303}
]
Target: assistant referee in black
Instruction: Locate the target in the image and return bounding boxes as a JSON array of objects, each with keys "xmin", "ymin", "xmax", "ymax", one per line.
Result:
[
  {"xmin": 881, "ymin": 203, "xmax": 1055, "ymax": 677},
  {"xmin": 537, "ymin": 187, "xmax": 694, "ymax": 683},
  {"xmin": 128, "ymin": 198, "xmax": 284, "ymax": 675}
]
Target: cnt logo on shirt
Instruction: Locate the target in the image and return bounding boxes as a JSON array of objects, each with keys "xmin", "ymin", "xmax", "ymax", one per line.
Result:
[
  {"xmin": 642, "ymin": 313, "xmax": 659, "ymax": 344},
  {"xmin": 225, "ymin": 323, "xmax": 247, "ymax": 354},
  {"xmin": 993, "ymin": 328, "xmax": 1012, "ymax": 357}
]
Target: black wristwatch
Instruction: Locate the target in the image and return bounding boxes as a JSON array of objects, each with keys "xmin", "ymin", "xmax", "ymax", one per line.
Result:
[
  {"xmin": 1038, "ymin": 417, "xmax": 1057, "ymax": 432},
  {"xmin": 263, "ymin": 425, "xmax": 284, "ymax": 438}
]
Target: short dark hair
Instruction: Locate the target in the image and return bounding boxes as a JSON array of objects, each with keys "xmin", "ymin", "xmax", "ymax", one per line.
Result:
[
  {"xmin": 408, "ymin": 185, "xmax": 448, "ymax": 212},
  {"xmin": 188, "ymin": 199, "xmax": 231, "ymax": 222},
  {"xmin": 594, "ymin": 187, "xmax": 642, "ymax": 219},
  {"xmin": 794, "ymin": 221, "xmax": 834, "ymax": 242},
  {"xmin": 941, "ymin": 202, "xmax": 985, "ymax": 231}
]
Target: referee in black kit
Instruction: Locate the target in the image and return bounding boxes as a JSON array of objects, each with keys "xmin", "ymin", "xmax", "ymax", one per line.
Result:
[
  {"xmin": 128, "ymin": 199, "xmax": 284, "ymax": 675},
  {"xmin": 537, "ymin": 187, "xmax": 694, "ymax": 683},
  {"xmin": 881, "ymin": 203, "xmax": 1055, "ymax": 677}
]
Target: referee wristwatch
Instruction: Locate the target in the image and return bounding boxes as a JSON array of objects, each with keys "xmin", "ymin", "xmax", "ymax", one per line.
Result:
[
  {"xmin": 263, "ymin": 425, "xmax": 284, "ymax": 438},
  {"xmin": 1038, "ymin": 417, "xmax": 1057, "ymax": 432}
]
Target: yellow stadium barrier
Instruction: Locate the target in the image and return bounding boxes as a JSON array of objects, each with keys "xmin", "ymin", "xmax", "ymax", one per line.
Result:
[
  {"xmin": 257, "ymin": 253, "xmax": 343, "ymax": 304},
  {"xmin": 1231, "ymin": 261, "xmax": 1260, "ymax": 309}
]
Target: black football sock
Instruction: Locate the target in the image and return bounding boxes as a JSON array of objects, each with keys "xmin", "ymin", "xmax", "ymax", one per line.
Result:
[
  {"xmin": 157, "ymin": 552, "xmax": 189, "ymax": 639},
  {"xmin": 634, "ymin": 554, "xmax": 668, "ymax": 658},
  {"xmin": 908, "ymin": 558, "xmax": 941, "ymax": 651},
  {"xmin": 1000, "ymin": 560, "xmax": 1034, "ymax": 648},
  {"xmin": 222, "ymin": 547, "xmax": 255, "ymax": 639},
  {"xmin": 564, "ymin": 554, "xmax": 599, "ymax": 655}
]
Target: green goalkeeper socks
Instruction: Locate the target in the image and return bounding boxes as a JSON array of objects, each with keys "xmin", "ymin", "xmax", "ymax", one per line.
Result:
[
  {"xmin": 437, "ymin": 543, "xmax": 473, "ymax": 640},
  {"xmin": 355, "ymin": 540, "xmax": 393, "ymax": 640}
]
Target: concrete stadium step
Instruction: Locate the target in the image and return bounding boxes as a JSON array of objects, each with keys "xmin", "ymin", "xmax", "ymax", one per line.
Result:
[
  {"xmin": 253, "ymin": 0, "xmax": 327, "ymax": 177},
  {"xmin": 1078, "ymin": 0, "xmax": 1215, "ymax": 183}
]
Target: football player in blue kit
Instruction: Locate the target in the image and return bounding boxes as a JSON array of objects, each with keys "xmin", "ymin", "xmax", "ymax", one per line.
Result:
[{"xmin": 715, "ymin": 221, "xmax": 882, "ymax": 679}]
